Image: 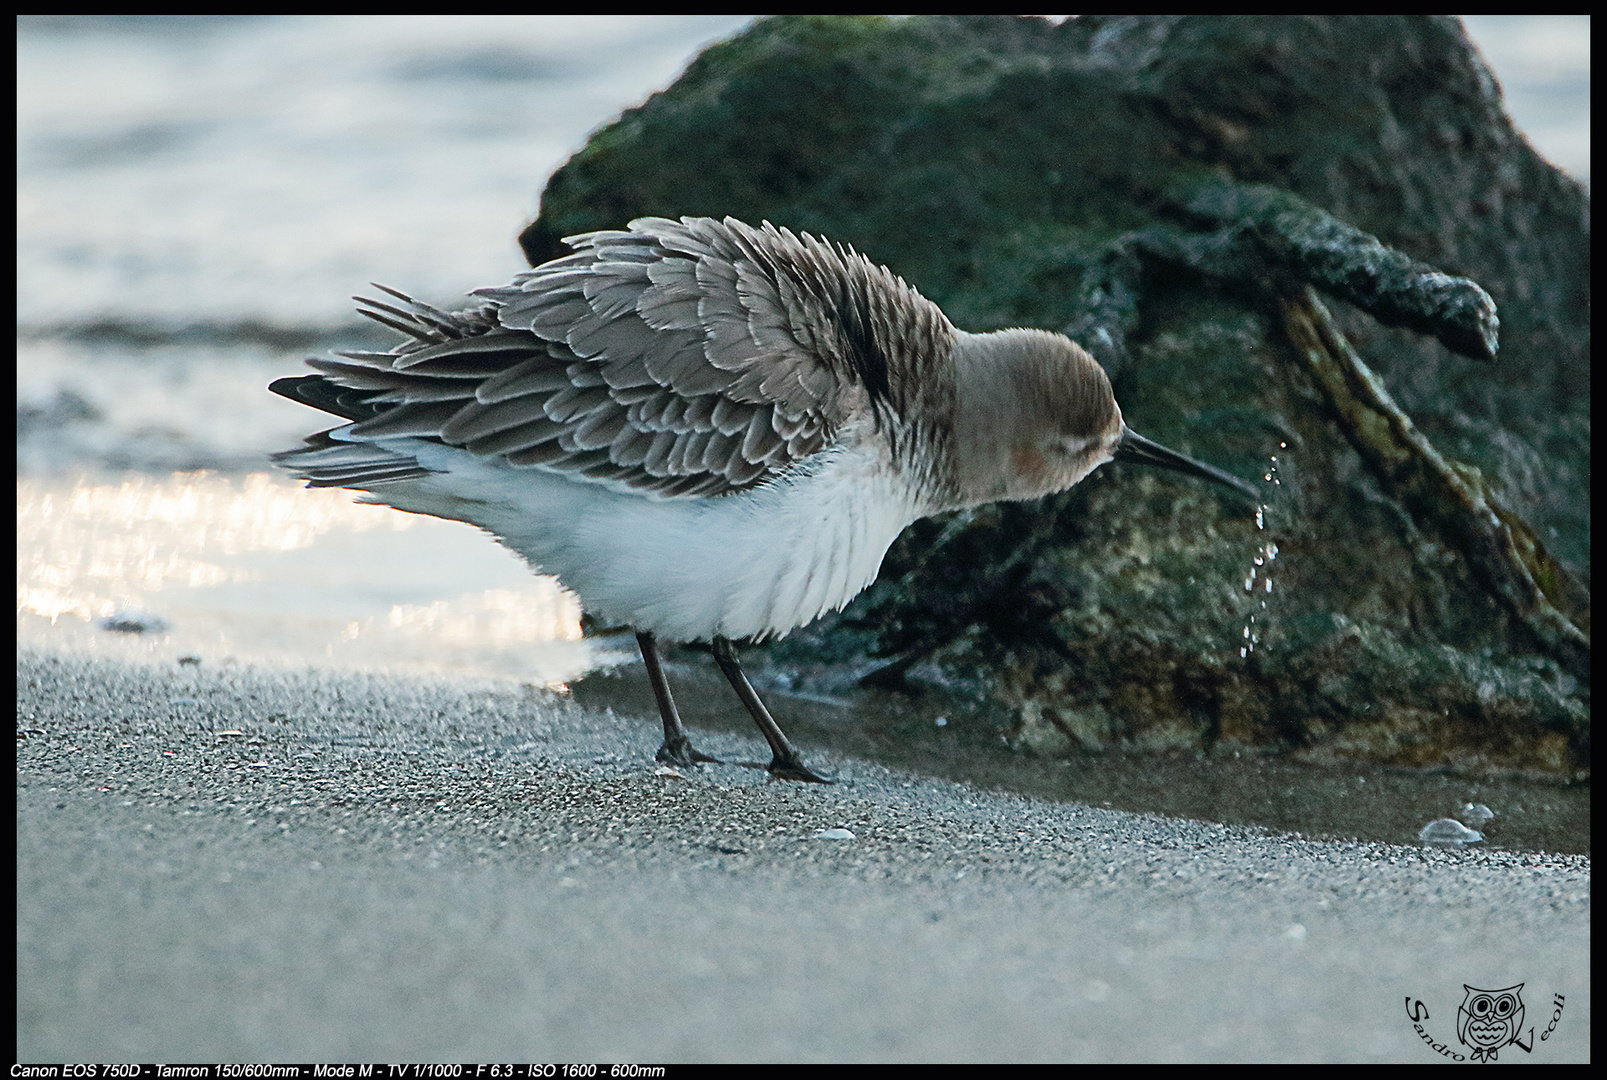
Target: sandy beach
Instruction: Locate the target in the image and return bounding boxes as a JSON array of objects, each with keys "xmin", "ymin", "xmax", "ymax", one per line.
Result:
[{"xmin": 17, "ymin": 649, "xmax": 1589, "ymax": 1061}]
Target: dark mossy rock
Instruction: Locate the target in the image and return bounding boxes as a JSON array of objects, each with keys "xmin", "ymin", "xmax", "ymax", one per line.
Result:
[{"xmin": 524, "ymin": 15, "xmax": 1589, "ymax": 775}]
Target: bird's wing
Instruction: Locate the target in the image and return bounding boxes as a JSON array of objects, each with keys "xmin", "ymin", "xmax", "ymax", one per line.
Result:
[{"xmin": 272, "ymin": 216, "xmax": 954, "ymax": 498}]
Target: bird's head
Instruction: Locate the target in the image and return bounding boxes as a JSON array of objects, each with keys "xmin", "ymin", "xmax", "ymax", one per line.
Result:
[{"xmin": 950, "ymin": 328, "xmax": 1257, "ymax": 507}]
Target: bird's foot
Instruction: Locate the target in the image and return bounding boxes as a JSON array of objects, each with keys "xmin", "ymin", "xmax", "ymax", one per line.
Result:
[
  {"xmin": 656, "ymin": 737, "xmax": 721, "ymax": 768},
  {"xmin": 766, "ymin": 750, "xmax": 835, "ymax": 784}
]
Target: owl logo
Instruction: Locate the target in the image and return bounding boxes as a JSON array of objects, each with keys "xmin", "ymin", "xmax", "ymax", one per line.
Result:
[{"xmin": 1457, "ymin": 983, "xmax": 1527, "ymax": 1061}]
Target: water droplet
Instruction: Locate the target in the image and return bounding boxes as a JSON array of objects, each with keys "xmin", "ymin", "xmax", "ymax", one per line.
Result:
[
  {"xmin": 1419, "ymin": 819, "xmax": 1482, "ymax": 848},
  {"xmin": 1458, "ymin": 803, "xmax": 1495, "ymax": 828}
]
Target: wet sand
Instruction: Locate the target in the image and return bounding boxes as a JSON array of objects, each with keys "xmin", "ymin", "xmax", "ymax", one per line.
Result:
[{"xmin": 16, "ymin": 650, "xmax": 1590, "ymax": 1062}]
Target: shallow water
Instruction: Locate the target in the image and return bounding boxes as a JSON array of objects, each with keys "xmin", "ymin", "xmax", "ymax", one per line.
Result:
[
  {"xmin": 16, "ymin": 472, "xmax": 601, "ymax": 686},
  {"xmin": 572, "ymin": 655, "xmax": 1591, "ymax": 855}
]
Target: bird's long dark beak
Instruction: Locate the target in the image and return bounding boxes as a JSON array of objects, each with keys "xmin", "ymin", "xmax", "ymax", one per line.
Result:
[{"xmin": 1115, "ymin": 425, "xmax": 1261, "ymax": 502}]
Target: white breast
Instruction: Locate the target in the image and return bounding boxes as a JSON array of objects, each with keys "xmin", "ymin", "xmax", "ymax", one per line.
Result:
[{"xmin": 358, "ymin": 436, "xmax": 928, "ymax": 643}]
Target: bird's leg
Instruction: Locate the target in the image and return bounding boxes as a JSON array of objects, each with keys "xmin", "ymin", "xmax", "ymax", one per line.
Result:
[
  {"xmin": 711, "ymin": 636, "xmax": 834, "ymax": 784},
  {"xmin": 637, "ymin": 631, "xmax": 720, "ymax": 767}
]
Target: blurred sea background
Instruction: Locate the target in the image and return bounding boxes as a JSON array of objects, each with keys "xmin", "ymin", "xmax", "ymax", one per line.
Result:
[{"xmin": 15, "ymin": 15, "xmax": 1591, "ymax": 685}]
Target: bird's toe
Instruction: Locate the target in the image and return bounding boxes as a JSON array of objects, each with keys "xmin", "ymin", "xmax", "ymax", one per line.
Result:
[
  {"xmin": 767, "ymin": 752, "xmax": 835, "ymax": 784},
  {"xmin": 656, "ymin": 738, "xmax": 722, "ymax": 768}
]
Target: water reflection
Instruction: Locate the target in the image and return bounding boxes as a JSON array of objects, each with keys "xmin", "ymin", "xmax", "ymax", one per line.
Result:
[{"xmin": 16, "ymin": 471, "xmax": 591, "ymax": 685}]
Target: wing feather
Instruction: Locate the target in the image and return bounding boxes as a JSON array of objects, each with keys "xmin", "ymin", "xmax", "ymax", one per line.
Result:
[
  {"xmin": 440, "ymin": 394, "xmax": 557, "ymax": 443},
  {"xmin": 465, "ymin": 417, "xmax": 565, "ymax": 458},
  {"xmin": 273, "ymin": 216, "xmax": 955, "ymax": 499}
]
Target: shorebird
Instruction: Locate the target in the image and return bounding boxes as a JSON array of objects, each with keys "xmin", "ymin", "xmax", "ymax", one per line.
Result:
[{"xmin": 272, "ymin": 215, "xmax": 1256, "ymax": 783}]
